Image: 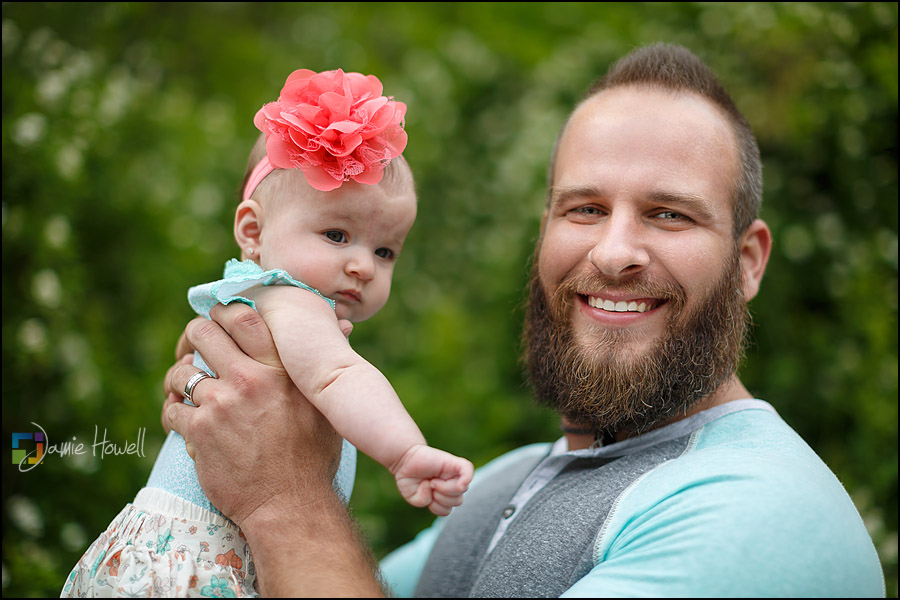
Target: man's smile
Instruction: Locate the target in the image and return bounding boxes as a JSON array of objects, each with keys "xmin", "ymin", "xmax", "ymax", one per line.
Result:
[
  {"xmin": 581, "ymin": 294, "xmax": 665, "ymax": 313},
  {"xmin": 578, "ymin": 292, "xmax": 666, "ymax": 315}
]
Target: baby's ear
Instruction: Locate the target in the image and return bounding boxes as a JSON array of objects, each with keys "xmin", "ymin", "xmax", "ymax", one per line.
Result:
[{"xmin": 234, "ymin": 199, "xmax": 263, "ymax": 256}]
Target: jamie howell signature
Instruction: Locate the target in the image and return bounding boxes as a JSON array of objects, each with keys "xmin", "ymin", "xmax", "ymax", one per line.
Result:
[{"xmin": 13, "ymin": 423, "xmax": 147, "ymax": 472}]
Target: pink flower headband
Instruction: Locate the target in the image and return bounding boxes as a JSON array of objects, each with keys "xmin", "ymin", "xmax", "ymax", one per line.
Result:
[{"xmin": 243, "ymin": 68, "xmax": 408, "ymax": 199}]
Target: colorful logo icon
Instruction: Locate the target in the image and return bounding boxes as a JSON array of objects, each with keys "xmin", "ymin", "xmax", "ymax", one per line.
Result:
[{"xmin": 12, "ymin": 423, "xmax": 47, "ymax": 471}]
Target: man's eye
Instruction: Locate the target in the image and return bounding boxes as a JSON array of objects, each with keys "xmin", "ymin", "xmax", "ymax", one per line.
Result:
[
  {"xmin": 375, "ymin": 247, "xmax": 395, "ymax": 260},
  {"xmin": 574, "ymin": 206, "xmax": 601, "ymax": 215},
  {"xmin": 656, "ymin": 211, "xmax": 691, "ymax": 221},
  {"xmin": 566, "ymin": 205, "xmax": 604, "ymax": 221},
  {"xmin": 324, "ymin": 231, "xmax": 346, "ymax": 243}
]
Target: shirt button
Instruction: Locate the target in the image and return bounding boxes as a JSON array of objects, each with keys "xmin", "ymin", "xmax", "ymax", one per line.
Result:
[{"xmin": 502, "ymin": 505, "xmax": 516, "ymax": 519}]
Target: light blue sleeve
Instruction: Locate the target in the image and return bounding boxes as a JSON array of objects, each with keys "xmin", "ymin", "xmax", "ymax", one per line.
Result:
[
  {"xmin": 378, "ymin": 520, "xmax": 447, "ymax": 598},
  {"xmin": 562, "ymin": 411, "xmax": 885, "ymax": 598},
  {"xmin": 379, "ymin": 443, "xmax": 553, "ymax": 597},
  {"xmin": 187, "ymin": 258, "xmax": 333, "ymax": 318}
]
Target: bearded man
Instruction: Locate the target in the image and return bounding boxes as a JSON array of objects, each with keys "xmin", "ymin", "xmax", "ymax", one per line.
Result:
[
  {"xmin": 163, "ymin": 44, "xmax": 885, "ymax": 597},
  {"xmin": 524, "ymin": 45, "xmax": 761, "ymax": 443}
]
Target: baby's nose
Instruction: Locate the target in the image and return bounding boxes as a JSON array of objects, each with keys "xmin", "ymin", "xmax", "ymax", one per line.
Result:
[{"xmin": 345, "ymin": 250, "xmax": 375, "ymax": 281}]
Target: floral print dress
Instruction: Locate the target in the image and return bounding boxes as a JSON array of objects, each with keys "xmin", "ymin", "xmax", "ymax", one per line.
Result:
[{"xmin": 61, "ymin": 488, "xmax": 256, "ymax": 597}]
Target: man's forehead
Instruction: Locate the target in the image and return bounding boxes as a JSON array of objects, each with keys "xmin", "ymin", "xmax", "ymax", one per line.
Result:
[
  {"xmin": 568, "ymin": 86, "xmax": 735, "ymax": 144},
  {"xmin": 552, "ymin": 87, "xmax": 739, "ymax": 208}
]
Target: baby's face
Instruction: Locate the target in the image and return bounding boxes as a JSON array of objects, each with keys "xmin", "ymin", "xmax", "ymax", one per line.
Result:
[{"xmin": 257, "ymin": 177, "xmax": 417, "ymax": 322}]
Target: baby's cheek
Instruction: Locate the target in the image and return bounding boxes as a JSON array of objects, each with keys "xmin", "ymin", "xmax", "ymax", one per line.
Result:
[{"xmin": 369, "ymin": 289, "xmax": 392, "ymax": 319}]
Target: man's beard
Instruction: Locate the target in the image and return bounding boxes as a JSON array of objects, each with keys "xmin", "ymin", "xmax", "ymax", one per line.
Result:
[{"xmin": 523, "ymin": 247, "xmax": 749, "ymax": 437}]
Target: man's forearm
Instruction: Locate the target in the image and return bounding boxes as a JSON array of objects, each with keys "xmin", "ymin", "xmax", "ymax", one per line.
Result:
[{"xmin": 240, "ymin": 493, "xmax": 385, "ymax": 597}]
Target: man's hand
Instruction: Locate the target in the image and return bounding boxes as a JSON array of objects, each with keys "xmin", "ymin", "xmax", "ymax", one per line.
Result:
[
  {"xmin": 162, "ymin": 303, "xmax": 343, "ymax": 525},
  {"xmin": 161, "ymin": 302, "xmax": 381, "ymax": 596}
]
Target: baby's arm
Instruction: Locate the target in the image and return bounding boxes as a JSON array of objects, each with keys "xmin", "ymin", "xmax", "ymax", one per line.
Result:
[{"xmin": 249, "ymin": 286, "xmax": 472, "ymax": 514}]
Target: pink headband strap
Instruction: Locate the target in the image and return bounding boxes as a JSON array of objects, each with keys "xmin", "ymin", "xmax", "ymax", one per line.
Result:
[{"xmin": 242, "ymin": 156, "xmax": 275, "ymax": 202}]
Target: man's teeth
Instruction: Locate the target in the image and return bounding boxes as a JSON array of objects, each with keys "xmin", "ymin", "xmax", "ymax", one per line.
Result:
[{"xmin": 587, "ymin": 296, "xmax": 650, "ymax": 313}]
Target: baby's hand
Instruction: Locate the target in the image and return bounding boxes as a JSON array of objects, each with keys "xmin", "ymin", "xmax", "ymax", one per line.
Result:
[{"xmin": 393, "ymin": 444, "xmax": 474, "ymax": 516}]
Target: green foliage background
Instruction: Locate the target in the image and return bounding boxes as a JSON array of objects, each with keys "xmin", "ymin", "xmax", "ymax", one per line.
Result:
[{"xmin": 2, "ymin": 2, "xmax": 897, "ymax": 596}]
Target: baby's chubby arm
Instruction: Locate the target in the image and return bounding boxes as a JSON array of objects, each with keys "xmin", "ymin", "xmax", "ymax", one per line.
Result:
[
  {"xmin": 248, "ymin": 285, "xmax": 473, "ymax": 514},
  {"xmin": 245, "ymin": 285, "xmax": 426, "ymax": 473}
]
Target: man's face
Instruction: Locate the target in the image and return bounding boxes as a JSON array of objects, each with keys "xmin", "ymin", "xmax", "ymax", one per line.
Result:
[{"xmin": 526, "ymin": 86, "xmax": 751, "ymax": 434}]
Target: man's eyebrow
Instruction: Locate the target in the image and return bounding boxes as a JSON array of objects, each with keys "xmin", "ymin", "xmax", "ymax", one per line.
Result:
[
  {"xmin": 547, "ymin": 186, "xmax": 604, "ymax": 207},
  {"xmin": 647, "ymin": 191, "xmax": 717, "ymax": 221},
  {"xmin": 548, "ymin": 187, "xmax": 720, "ymax": 221}
]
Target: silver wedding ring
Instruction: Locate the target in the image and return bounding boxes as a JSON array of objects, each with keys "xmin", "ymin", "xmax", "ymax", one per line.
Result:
[{"xmin": 184, "ymin": 370, "xmax": 212, "ymax": 404}]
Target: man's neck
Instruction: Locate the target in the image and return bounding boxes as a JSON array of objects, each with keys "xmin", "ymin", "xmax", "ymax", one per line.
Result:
[{"xmin": 563, "ymin": 375, "xmax": 752, "ymax": 451}]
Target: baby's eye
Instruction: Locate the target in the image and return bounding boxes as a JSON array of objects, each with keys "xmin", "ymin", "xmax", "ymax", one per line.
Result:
[
  {"xmin": 375, "ymin": 247, "xmax": 395, "ymax": 260},
  {"xmin": 324, "ymin": 231, "xmax": 347, "ymax": 243}
]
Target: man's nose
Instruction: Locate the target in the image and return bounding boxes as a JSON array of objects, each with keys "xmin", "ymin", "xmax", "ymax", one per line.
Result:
[{"xmin": 587, "ymin": 213, "xmax": 650, "ymax": 278}]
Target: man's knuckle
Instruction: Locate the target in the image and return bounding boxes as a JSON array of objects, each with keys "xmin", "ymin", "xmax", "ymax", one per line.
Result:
[
  {"xmin": 189, "ymin": 319, "xmax": 221, "ymax": 342},
  {"xmin": 203, "ymin": 386, "xmax": 223, "ymax": 409},
  {"xmin": 163, "ymin": 403, "xmax": 180, "ymax": 432},
  {"xmin": 233, "ymin": 309, "xmax": 266, "ymax": 333},
  {"xmin": 190, "ymin": 409, "xmax": 212, "ymax": 437},
  {"xmin": 232, "ymin": 364, "xmax": 259, "ymax": 386}
]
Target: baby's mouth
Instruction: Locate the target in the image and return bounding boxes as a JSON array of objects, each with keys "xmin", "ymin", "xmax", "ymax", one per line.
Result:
[{"xmin": 335, "ymin": 290, "xmax": 361, "ymax": 303}]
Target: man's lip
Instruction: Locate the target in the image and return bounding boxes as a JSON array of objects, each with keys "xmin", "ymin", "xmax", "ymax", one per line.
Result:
[{"xmin": 578, "ymin": 293, "xmax": 665, "ymax": 314}]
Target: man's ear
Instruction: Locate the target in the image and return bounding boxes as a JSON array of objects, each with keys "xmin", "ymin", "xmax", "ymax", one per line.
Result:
[
  {"xmin": 739, "ymin": 219, "xmax": 772, "ymax": 302},
  {"xmin": 234, "ymin": 199, "xmax": 264, "ymax": 259}
]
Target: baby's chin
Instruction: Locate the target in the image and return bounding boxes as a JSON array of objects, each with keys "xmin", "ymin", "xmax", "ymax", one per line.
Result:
[
  {"xmin": 333, "ymin": 303, "xmax": 365, "ymax": 324},
  {"xmin": 333, "ymin": 296, "xmax": 388, "ymax": 324}
]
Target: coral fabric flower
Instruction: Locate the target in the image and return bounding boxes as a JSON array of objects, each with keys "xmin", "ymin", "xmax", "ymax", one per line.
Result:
[
  {"xmin": 215, "ymin": 548, "xmax": 243, "ymax": 570},
  {"xmin": 254, "ymin": 68, "xmax": 407, "ymax": 191},
  {"xmin": 105, "ymin": 550, "xmax": 122, "ymax": 577}
]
